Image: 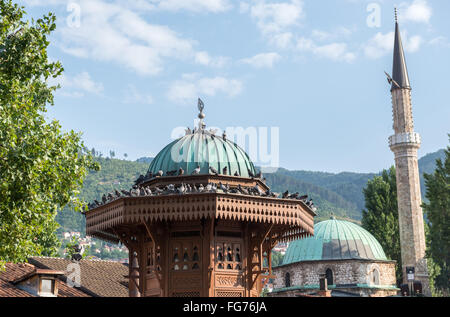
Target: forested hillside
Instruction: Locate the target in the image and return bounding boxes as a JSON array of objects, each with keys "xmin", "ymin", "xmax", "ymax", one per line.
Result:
[
  {"xmin": 56, "ymin": 150, "xmax": 445, "ymax": 234},
  {"xmin": 55, "ymin": 157, "xmax": 149, "ymax": 235}
]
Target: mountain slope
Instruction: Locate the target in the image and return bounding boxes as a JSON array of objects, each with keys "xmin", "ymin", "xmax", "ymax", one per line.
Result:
[{"xmin": 56, "ymin": 150, "xmax": 445, "ymax": 233}]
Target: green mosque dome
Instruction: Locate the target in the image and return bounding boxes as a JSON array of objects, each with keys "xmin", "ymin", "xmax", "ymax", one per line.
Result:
[
  {"xmin": 148, "ymin": 130, "xmax": 257, "ymax": 178},
  {"xmin": 282, "ymin": 218, "xmax": 388, "ymax": 265}
]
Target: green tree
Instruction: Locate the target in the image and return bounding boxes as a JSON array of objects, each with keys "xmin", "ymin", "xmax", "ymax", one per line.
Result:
[
  {"xmin": 362, "ymin": 167, "xmax": 402, "ymax": 284},
  {"xmin": 0, "ymin": 1, "xmax": 99, "ymax": 269},
  {"xmin": 422, "ymin": 138, "xmax": 450, "ymax": 295}
]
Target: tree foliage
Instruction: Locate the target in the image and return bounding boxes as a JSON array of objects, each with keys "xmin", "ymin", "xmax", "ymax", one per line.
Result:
[
  {"xmin": 362, "ymin": 167, "xmax": 402, "ymax": 284},
  {"xmin": 422, "ymin": 138, "xmax": 450, "ymax": 295},
  {"xmin": 0, "ymin": 0, "xmax": 98, "ymax": 268}
]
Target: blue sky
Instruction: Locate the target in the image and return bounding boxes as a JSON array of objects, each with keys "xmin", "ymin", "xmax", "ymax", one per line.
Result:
[{"xmin": 19, "ymin": 0, "xmax": 450, "ymax": 173}]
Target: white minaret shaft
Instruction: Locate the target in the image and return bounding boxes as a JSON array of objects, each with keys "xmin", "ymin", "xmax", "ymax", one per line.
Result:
[{"xmin": 388, "ymin": 17, "xmax": 430, "ymax": 295}]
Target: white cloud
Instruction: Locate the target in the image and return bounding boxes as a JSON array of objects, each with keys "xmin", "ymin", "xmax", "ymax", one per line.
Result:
[
  {"xmin": 269, "ymin": 32, "xmax": 293, "ymax": 49},
  {"xmin": 311, "ymin": 27, "xmax": 353, "ymax": 42},
  {"xmin": 429, "ymin": 36, "xmax": 450, "ymax": 47},
  {"xmin": 296, "ymin": 38, "xmax": 356, "ymax": 63},
  {"xmin": 28, "ymin": 0, "xmax": 230, "ymax": 75},
  {"xmin": 151, "ymin": 0, "xmax": 233, "ymax": 13},
  {"xmin": 54, "ymin": 71, "xmax": 104, "ymax": 97},
  {"xmin": 242, "ymin": 0, "xmax": 303, "ymax": 49},
  {"xmin": 250, "ymin": 0, "xmax": 304, "ymax": 34},
  {"xmin": 363, "ymin": 31, "xmax": 423, "ymax": 59},
  {"xmin": 240, "ymin": 52, "xmax": 281, "ymax": 68},
  {"xmin": 399, "ymin": 0, "xmax": 432, "ymax": 24},
  {"xmin": 123, "ymin": 84, "xmax": 154, "ymax": 105},
  {"xmin": 168, "ymin": 74, "xmax": 243, "ymax": 104},
  {"xmin": 239, "ymin": 1, "xmax": 250, "ymax": 13},
  {"xmin": 194, "ymin": 51, "xmax": 229, "ymax": 68}
]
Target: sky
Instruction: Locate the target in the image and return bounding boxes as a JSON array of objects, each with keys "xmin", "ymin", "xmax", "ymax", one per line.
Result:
[{"xmin": 18, "ymin": 0, "xmax": 450, "ymax": 173}]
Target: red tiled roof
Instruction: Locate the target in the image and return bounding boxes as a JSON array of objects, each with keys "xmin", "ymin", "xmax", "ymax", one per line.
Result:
[
  {"xmin": 29, "ymin": 257, "xmax": 129, "ymax": 297},
  {"xmin": 0, "ymin": 262, "xmax": 88, "ymax": 297}
]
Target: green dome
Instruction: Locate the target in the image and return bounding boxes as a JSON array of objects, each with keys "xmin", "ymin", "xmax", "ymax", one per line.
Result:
[
  {"xmin": 282, "ymin": 218, "xmax": 387, "ymax": 265},
  {"xmin": 148, "ymin": 130, "xmax": 257, "ymax": 177}
]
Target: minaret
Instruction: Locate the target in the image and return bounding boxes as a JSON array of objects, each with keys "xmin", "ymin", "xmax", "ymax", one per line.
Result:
[{"xmin": 388, "ymin": 11, "xmax": 430, "ymax": 295}]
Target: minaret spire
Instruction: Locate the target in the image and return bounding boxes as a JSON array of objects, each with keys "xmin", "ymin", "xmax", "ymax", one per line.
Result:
[
  {"xmin": 392, "ymin": 10, "xmax": 411, "ymax": 91},
  {"xmin": 388, "ymin": 8, "xmax": 430, "ymax": 296}
]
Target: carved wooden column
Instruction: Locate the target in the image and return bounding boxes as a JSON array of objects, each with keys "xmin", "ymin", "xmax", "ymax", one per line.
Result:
[{"xmin": 129, "ymin": 251, "xmax": 141, "ymax": 297}]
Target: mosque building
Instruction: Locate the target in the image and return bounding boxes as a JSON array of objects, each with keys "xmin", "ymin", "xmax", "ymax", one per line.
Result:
[{"xmin": 269, "ymin": 218, "xmax": 399, "ymax": 297}]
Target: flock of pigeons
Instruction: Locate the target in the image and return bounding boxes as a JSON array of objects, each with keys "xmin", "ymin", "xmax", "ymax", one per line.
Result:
[
  {"xmin": 87, "ymin": 167, "xmax": 316, "ymax": 213},
  {"xmin": 88, "ymin": 183, "xmax": 316, "ymax": 213}
]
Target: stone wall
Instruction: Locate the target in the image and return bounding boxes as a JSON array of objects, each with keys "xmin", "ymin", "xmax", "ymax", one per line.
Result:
[{"xmin": 272, "ymin": 259, "xmax": 397, "ymax": 297}]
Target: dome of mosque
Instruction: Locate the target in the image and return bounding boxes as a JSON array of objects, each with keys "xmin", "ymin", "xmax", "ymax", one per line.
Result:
[
  {"xmin": 147, "ymin": 129, "xmax": 257, "ymax": 178},
  {"xmin": 282, "ymin": 217, "xmax": 388, "ymax": 265}
]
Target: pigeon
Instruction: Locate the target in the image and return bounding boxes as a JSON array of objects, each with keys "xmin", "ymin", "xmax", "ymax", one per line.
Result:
[
  {"xmin": 178, "ymin": 167, "xmax": 184, "ymax": 176},
  {"xmin": 211, "ymin": 183, "xmax": 217, "ymax": 192},
  {"xmin": 185, "ymin": 127, "xmax": 192, "ymax": 135},
  {"xmin": 135, "ymin": 174, "xmax": 145, "ymax": 185},
  {"xmin": 157, "ymin": 170, "xmax": 163, "ymax": 177},
  {"xmin": 145, "ymin": 187, "xmax": 152, "ymax": 196},
  {"xmin": 198, "ymin": 184, "xmax": 205, "ymax": 192},
  {"xmin": 234, "ymin": 171, "xmax": 239, "ymax": 177},
  {"xmin": 209, "ymin": 166, "xmax": 219, "ymax": 175},
  {"xmin": 94, "ymin": 199, "xmax": 101, "ymax": 206},
  {"xmin": 139, "ymin": 187, "xmax": 146, "ymax": 196},
  {"xmin": 102, "ymin": 194, "xmax": 107, "ymax": 204},
  {"xmin": 177, "ymin": 183, "xmax": 186, "ymax": 194},
  {"xmin": 289, "ymin": 192, "xmax": 300, "ymax": 199},
  {"xmin": 298, "ymin": 195, "xmax": 308, "ymax": 201},
  {"xmin": 107, "ymin": 192, "xmax": 114, "ymax": 201},
  {"xmin": 218, "ymin": 182, "xmax": 229, "ymax": 193},
  {"xmin": 229, "ymin": 187, "xmax": 239, "ymax": 194},
  {"xmin": 306, "ymin": 199, "xmax": 313, "ymax": 206},
  {"xmin": 192, "ymin": 165, "xmax": 201, "ymax": 175},
  {"xmin": 205, "ymin": 183, "xmax": 212, "ymax": 192},
  {"xmin": 185, "ymin": 184, "xmax": 192, "ymax": 193},
  {"xmin": 145, "ymin": 171, "xmax": 153, "ymax": 180},
  {"xmin": 154, "ymin": 187, "xmax": 163, "ymax": 194},
  {"xmin": 252, "ymin": 185, "xmax": 263, "ymax": 196},
  {"xmin": 114, "ymin": 189, "xmax": 122, "ymax": 198},
  {"xmin": 222, "ymin": 166, "xmax": 228, "ymax": 175},
  {"xmin": 222, "ymin": 131, "xmax": 227, "ymax": 141},
  {"xmin": 237, "ymin": 184, "xmax": 248, "ymax": 195},
  {"xmin": 131, "ymin": 188, "xmax": 139, "ymax": 197},
  {"xmin": 282, "ymin": 191, "xmax": 289, "ymax": 199},
  {"xmin": 166, "ymin": 170, "xmax": 177, "ymax": 176},
  {"xmin": 121, "ymin": 189, "xmax": 131, "ymax": 197},
  {"xmin": 166, "ymin": 184, "xmax": 175, "ymax": 193},
  {"xmin": 256, "ymin": 171, "xmax": 262, "ymax": 179},
  {"xmin": 248, "ymin": 169, "xmax": 255, "ymax": 178}
]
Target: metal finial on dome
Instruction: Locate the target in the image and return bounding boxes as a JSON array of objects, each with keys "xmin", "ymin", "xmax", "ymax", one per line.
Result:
[
  {"xmin": 394, "ymin": 7, "xmax": 398, "ymax": 23},
  {"xmin": 197, "ymin": 98, "xmax": 206, "ymax": 130}
]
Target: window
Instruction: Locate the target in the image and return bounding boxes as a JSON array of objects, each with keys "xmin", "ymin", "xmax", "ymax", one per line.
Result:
[
  {"xmin": 39, "ymin": 278, "xmax": 55, "ymax": 297},
  {"xmin": 285, "ymin": 272, "xmax": 291, "ymax": 287},
  {"xmin": 215, "ymin": 241, "xmax": 242, "ymax": 271},
  {"xmin": 325, "ymin": 268, "xmax": 334, "ymax": 286},
  {"xmin": 171, "ymin": 240, "xmax": 200, "ymax": 272},
  {"xmin": 371, "ymin": 268, "xmax": 380, "ymax": 285}
]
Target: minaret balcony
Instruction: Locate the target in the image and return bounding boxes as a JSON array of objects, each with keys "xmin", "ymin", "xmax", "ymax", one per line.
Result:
[{"xmin": 389, "ymin": 132, "xmax": 421, "ymax": 148}]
